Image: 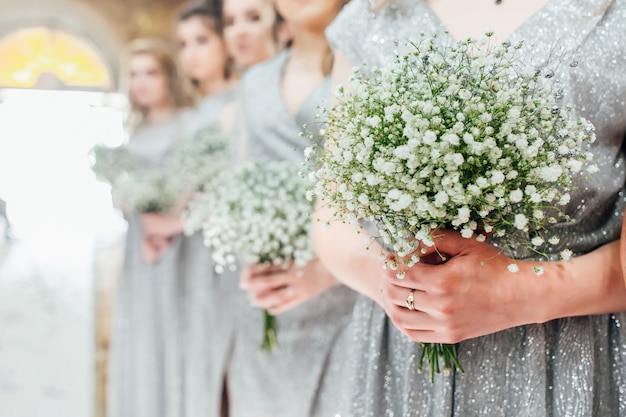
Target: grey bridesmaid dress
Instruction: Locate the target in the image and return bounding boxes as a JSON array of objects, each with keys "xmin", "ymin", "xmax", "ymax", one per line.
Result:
[
  {"xmin": 226, "ymin": 50, "xmax": 358, "ymax": 417},
  {"xmin": 107, "ymin": 115, "xmax": 187, "ymax": 417},
  {"xmin": 326, "ymin": 0, "xmax": 626, "ymax": 416},
  {"xmin": 179, "ymin": 89, "xmax": 238, "ymax": 417}
]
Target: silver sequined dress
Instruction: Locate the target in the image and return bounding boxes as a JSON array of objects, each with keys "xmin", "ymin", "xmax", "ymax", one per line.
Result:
[
  {"xmin": 226, "ymin": 50, "xmax": 358, "ymax": 417},
  {"xmin": 326, "ymin": 0, "xmax": 626, "ymax": 415},
  {"xmin": 107, "ymin": 115, "xmax": 187, "ymax": 417},
  {"xmin": 180, "ymin": 89, "xmax": 238, "ymax": 417}
]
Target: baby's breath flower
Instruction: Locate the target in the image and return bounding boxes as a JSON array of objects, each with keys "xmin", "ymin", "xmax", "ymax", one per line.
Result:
[
  {"xmin": 548, "ymin": 236, "xmax": 560, "ymax": 245},
  {"xmin": 187, "ymin": 161, "xmax": 315, "ymax": 271},
  {"xmin": 514, "ymin": 214, "xmax": 529, "ymax": 230},
  {"xmin": 531, "ymin": 237, "xmax": 545, "ymax": 246},
  {"xmin": 508, "ymin": 263, "xmax": 520, "ymax": 273}
]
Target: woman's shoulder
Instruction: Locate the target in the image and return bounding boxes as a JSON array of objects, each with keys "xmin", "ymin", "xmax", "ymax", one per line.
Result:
[
  {"xmin": 325, "ymin": 0, "xmax": 372, "ymax": 60},
  {"xmin": 326, "ymin": 0, "xmax": 424, "ymax": 69}
]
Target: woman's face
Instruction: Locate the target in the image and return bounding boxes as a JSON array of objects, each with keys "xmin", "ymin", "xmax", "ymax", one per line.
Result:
[
  {"xmin": 177, "ymin": 16, "xmax": 228, "ymax": 85},
  {"xmin": 274, "ymin": 0, "xmax": 343, "ymax": 31},
  {"xmin": 222, "ymin": 0, "xmax": 278, "ymax": 69},
  {"xmin": 128, "ymin": 53, "xmax": 169, "ymax": 110}
]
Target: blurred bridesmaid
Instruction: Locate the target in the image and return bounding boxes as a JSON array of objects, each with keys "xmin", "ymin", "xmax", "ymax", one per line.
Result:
[
  {"xmin": 224, "ymin": 1, "xmax": 356, "ymax": 416},
  {"xmin": 175, "ymin": 3, "xmax": 239, "ymax": 417},
  {"xmin": 222, "ymin": 0, "xmax": 290, "ymax": 72},
  {"xmin": 107, "ymin": 38, "xmax": 193, "ymax": 417}
]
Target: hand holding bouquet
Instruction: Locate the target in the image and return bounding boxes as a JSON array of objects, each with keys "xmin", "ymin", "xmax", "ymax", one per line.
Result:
[
  {"xmin": 308, "ymin": 33, "xmax": 596, "ymax": 379},
  {"xmin": 185, "ymin": 161, "xmax": 315, "ymax": 351}
]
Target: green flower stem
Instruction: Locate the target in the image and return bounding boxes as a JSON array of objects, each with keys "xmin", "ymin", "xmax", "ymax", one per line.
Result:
[
  {"xmin": 261, "ymin": 309, "xmax": 278, "ymax": 352},
  {"xmin": 418, "ymin": 342, "xmax": 465, "ymax": 383}
]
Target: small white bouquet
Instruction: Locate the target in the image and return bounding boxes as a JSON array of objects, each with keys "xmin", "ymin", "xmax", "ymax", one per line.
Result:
[
  {"xmin": 165, "ymin": 125, "xmax": 230, "ymax": 194},
  {"xmin": 89, "ymin": 144, "xmax": 138, "ymax": 184},
  {"xmin": 308, "ymin": 33, "xmax": 596, "ymax": 379},
  {"xmin": 112, "ymin": 169, "xmax": 180, "ymax": 213},
  {"xmin": 186, "ymin": 161, "xmax": 315, "ymax": 351}
]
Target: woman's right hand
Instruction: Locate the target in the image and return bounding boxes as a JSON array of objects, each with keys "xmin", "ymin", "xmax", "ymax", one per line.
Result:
[
  {"xmin": 240, "ymin": 259, "xmax": 338, "ymax": 315},
  {"xmin": 141, "ymin": 234, "xmax": 172, "ymax": 263}
]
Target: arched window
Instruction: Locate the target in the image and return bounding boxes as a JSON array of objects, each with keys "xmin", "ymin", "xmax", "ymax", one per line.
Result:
[{"xmin": 0, "ymin": 27, "xmax": 111, "ymax": 90}]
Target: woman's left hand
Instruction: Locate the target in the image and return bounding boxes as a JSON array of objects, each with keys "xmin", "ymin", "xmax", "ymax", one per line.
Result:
[
  {"xmin": 380, "ymin": 229, "xmax": 554, "ymax": 344},
  {"xmin": 240, "ymin": 259, "xmax": 338, "ymax": 315}
]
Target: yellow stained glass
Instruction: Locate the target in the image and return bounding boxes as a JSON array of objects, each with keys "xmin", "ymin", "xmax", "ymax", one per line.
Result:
[{"xmin": 0, "ymin": 27, "xmax": 111, "ymax": 89}]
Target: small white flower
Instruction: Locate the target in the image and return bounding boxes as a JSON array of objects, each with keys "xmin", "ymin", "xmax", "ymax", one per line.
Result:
[
  {"xmin": 568, "ymin": 160, "xmax": 583, "ymax": 173},
  {"xmin": 514, "ymin": 213, "xmax": 528, "ymax": 230},
  {"xmin": 366, "ymin": 115, "xmax": 382, "ymax": 128},
  {"xmin": 507, "ymin": 263, "xmax": 520, "ymax": 273},
  {"xmin": 490, "ymin": 170, "xmax": 505, "ymax": 185},
  {"xmin": 536, "ymin": 164, "xmax": 563, "ymax": 182},
  {"xmin": 509, "ymin": 189, "xmax": 523, "ymax": 203},
  {"xmin": 476, "ymin": 177, "xmax": 489, "ymax": 189},
  {"xmin": 548, "ymin": 236, "xmax": 560, "ymax": 245},
  {"xmin": 434, "ymin": 190, "xmax": 449, "ymax": 207},
  {"xmin": 424, "ymin": 130, "xmax": 437, "ymax": 145},
  {"xmin": 457, "ymin": 207, "xmax": 471, "ymax": 224},
  {"xmin": 531, "ymin": 237, "xmax": 544, "ymax": 246},
  {"xmin": 461, "ymin": 228, "xmax": 474, "ymax": 238},
  {"xmin": 560, "ymin": 249, "xmax": 573, "ymax": 261},
  {"xmin": 533, "ymin": 266, "xmax": 544, "ymax": 276}
]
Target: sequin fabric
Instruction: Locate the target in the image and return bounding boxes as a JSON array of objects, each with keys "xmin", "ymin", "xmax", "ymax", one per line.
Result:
[
  {"xmin": 326, "ymin": 0, "xmax": 626, "ymax": 415},
  {"xmin": 226, "ymin": 50, "xmax": 358, "ymax": 417}
]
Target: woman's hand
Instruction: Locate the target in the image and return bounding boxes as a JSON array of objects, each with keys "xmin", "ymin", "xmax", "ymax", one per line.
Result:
[
  {"xmin": 141, "ymin": 213, "xmax": 184, "ymax": 239},
  {"xmin": 240, "ymin": 259, "xmax": 338, "ymax": 315},
  {"xmin": 141, "ymin": 234, "xmax": 173, "ymax": 263},
  {"xmin": 380, "ymin": 230, "xmax": 567, "ymax": 344},
  {"xmin": 140, "ymin": 213, "xmax": 183, "ymax": 262}
]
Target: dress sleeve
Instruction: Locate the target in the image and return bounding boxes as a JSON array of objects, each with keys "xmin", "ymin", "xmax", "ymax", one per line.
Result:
[{"xmin": 325, "ymin": 0, "xmax": 372, "ymax": 67}]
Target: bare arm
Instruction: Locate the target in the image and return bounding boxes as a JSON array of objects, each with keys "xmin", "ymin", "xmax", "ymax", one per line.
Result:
[{"xmin": 312, "ymin": 50, "xmax": 385, "ymax": 305}]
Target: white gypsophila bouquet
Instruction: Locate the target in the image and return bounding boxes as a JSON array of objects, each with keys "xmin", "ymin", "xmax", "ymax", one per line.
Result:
[
  {"xmin": 112, "ymin": 169, "xmax": 180, "ymax": 213},
  {"xmin": 165, "ymin": 125, "xmax": 230, "ymax": 194},
  {"xmin": 189, "ymin": 161, "xmax": 315, "ymax": 351},
  {"xmin": 89, "ymin": 144, "xmax": 138, "ymax": 184},
  {"xmin": 307, "ymin": 33, "xmax": 596, "ymax": 379}
]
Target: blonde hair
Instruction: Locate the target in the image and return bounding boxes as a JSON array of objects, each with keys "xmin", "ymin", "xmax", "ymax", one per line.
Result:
[{"xmin": 125, "ymin": 38, "xmax": 194, "ymax": 132}]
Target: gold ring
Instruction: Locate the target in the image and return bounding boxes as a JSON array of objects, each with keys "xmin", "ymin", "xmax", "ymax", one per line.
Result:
[{"xmin": 406, "ymin": 289, "xmax": 415, "ymax": 311}]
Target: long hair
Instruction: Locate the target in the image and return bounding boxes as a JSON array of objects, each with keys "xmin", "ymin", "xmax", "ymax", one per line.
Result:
[{"xmin": 125, "ymin": 38, "xmax": 194, "ymax": 133}]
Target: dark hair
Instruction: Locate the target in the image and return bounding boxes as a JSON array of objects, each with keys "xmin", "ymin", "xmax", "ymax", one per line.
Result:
[
  {"xmin": 178, "ymin": 1, "xmax": 234, "ymax": 84},
  {"xmin": 178, "ymin": 2, "xmax": 223, "ymax": 34}
]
